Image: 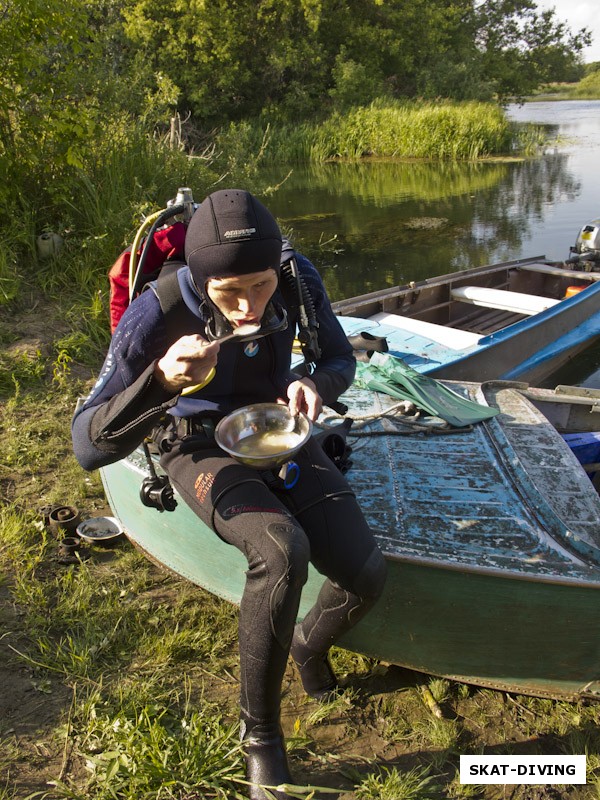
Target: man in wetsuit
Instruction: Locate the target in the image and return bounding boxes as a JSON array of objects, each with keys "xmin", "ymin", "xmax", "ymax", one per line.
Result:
[{"xmin": 72, "ymin": 189, "xmax": 387, "ymax": 800}]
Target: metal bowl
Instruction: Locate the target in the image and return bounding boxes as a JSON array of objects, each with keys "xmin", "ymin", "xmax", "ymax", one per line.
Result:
[
  {"xmin": 76, "ymin": 516, "xmax": 124, "ymax": 546},
  {"xmin": 215, "ymin": 403, "xmax": 312, "ymax": 468}
]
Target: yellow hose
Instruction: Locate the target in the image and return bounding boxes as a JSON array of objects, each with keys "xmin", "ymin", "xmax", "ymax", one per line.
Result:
[
  {"xmin": 180, "ymin": 367, "xmax": 217, "ymax": 396},
  {"xmin": 128, "ymin": 203, "xmax": 216, "ymax": 397},
  {"xmin": 128, "ymin": 209, "xmax": 165, "ymax": 301}
]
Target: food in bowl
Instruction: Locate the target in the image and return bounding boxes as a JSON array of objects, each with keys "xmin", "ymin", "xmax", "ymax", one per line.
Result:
[{"xmin": 215, "ymin": 403, "xmax": 312, "ymax": 468}]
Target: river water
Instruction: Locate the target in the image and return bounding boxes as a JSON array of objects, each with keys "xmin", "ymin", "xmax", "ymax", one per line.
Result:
[{"xmin": 260, "ymin": 99, "xmax": 600, "ymax": 387}]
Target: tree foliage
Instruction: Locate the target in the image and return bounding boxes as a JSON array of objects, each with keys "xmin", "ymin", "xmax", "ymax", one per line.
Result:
[
  {"xmin": 473, "ymin": 0, "xmax": 590, "ymax": 100},
  {"xmin": 0, "ymin": 0, "xmax": 591, "ymax": 207},
  {"xmin": 117, "ymin": 0, "xmax": 590, "ymax": 125},
  {"xmin": 0, "ymin": 0, "xmax": 131, "ymax": 207}
]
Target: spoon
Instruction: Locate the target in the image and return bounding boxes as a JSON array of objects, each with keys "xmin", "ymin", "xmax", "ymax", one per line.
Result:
[
  {"xmin": 180, "ymin": 323, "xmax": 262, "ymax": 396},
  {"xmin": 215, "ymin": 322, "xmax": 261, "ymax": 344}
]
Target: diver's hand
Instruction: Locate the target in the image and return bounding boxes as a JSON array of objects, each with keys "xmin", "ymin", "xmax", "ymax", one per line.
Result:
[
  {"xmin": 285, "ymin": 377, "xmax": 323, "ymax": 421},
  {"xmin": 154, "ymin": 335, "xmax": 220, "ymax": 392}
]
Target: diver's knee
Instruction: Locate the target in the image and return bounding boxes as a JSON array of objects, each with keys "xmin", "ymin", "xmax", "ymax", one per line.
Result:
[
  {"xmin": 266, "ymin": 521, "xmax": 310, "ymax": 589},
  {"xmin": 354, "ymin": 545, "xmax": 387, "ymax": 601}
]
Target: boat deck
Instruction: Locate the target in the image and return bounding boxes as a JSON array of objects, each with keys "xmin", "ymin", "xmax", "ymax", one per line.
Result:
[
  {"xmin": 339, "ymin": 315, "xmax": 478, "ymax": 370},
  {"xmin": 336, "ymin": 381, "xmax": 600, "ymax": 584},
  {"xmin": 451, "ymin": 307, "xmax": 525, "ymax": 334}
]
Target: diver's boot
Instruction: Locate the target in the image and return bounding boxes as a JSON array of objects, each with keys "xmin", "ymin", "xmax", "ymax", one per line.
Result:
[
  {"xmin": 241, "ymin": 713, "xmax": 293, "ymax": 800},
  {"xmin": 290, "ymin": 623, "xmax": 339, "ymax": 702},
  {"xmin": 290, "ymin": 550, "xmax": 387, "ymax": 702}
]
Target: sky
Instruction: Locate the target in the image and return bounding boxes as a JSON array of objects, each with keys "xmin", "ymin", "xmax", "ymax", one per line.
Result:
[{"xmin": 533, "ymin": 0, "xmax": 600, "ymax": 63}]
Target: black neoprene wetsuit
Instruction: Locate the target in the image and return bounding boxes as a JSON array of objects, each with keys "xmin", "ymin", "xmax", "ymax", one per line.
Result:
[{"xmin": 71, "ymin": 249, "xmax": 387, "ymax": 780}]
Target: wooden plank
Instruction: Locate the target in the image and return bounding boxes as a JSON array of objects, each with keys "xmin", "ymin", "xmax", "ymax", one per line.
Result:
[
  {"xmin": 451, "ymin": 286, "xmax": 560, "ymax": 315},
  {"xmin": 457, "ymin": 308, "xmax": 523, "ymax": 334},
  {"xmin": 517, "ymin": 263, "xmax": 600, "ymax": 281}
]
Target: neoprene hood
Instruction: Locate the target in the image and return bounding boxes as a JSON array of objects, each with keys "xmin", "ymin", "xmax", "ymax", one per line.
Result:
[{"xmin": 185, "ymin": 189, "xmax": 283, "ymax": 285}]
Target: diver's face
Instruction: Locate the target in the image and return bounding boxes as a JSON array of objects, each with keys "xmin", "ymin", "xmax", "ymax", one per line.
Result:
[{"xmin": 205, "ymin": 268, "xmax": 279, "ymax": 327}]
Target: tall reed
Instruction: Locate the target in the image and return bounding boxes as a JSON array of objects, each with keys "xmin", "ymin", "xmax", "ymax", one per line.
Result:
[
  {"xmin": 217, "ymin": 100, "xmax": 521, "ymax": 163},
  {"xmin": 0, "ymin": 117, "xmax": 223, "ymax": 370}
]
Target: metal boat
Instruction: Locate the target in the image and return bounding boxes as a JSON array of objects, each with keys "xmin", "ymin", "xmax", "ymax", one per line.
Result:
[
  {"xmin": 100, "ymin": 368, "xmax": 600, "ymax": 702},
  {"xmin": 333, "ymin": 222, "xmax": 600, "ymax": 383}
]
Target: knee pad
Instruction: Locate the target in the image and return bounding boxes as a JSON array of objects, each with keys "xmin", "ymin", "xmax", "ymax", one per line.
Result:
[
  {"xmin": 266, "ymin": 521, "xmax": 310, "ymax": 590},
  {"xmin": 264, "ymin": 522, "xmax": 310, "ymax": 650},
  {"xmin": 353, "ymin": 545, "xmax": 387, "ymax": 601}
]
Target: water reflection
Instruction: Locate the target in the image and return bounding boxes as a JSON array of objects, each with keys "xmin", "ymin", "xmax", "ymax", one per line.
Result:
[
  {"xmin": 508, "ymin": 100, "xmax": 600, "ymax": 153},
  {"xmin": 260, "ymin": 100, "xmax": 600, "ymax": 384},
  {"xmin": 263, "ymin": 151, "xmax": 580, "ymax": 301},
  {"xmin": 455, "ymin": 153, "xmax": 581, "ymax": 265}
]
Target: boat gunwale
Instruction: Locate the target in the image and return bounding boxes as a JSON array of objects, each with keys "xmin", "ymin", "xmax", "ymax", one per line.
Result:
[
  {"xmin": 376, "ymin": 546, "xmax": 600, "ymax": 589},
  {"xmin": 330, "ymin": 255, "xmax": 549, "ymax": 314},
  {"xmin": 333, "ymin": 266, "xmax": 600, "ymax": 345}
]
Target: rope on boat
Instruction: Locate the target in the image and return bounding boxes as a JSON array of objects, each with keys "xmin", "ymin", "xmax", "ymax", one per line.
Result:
[
  {"xmin": 317, "ymin": 401, "xmax": 473, "ymax": 438},
  {"xmin": 346, "ymin": 421, "xmax": 474, "ymax": 437}
]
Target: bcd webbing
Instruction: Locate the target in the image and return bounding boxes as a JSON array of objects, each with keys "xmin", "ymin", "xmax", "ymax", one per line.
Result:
[{"xmin": 155, "ymin": 265, "xmax": 200, "ymax": 343}]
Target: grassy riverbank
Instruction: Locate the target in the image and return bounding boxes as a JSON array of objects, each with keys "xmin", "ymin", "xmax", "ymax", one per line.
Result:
[
  {"xmin": 1, "ymin": 100, "xmax": 544, "ymax": 327},
  {"xmin": 2, "ymin": 352, "xmax": 600, "ymax": 800},
  {"xmin": 529, "ymin": 69, "xmax": 600, "ymax": 101},
  {"xmin": 217, "ymin": 100, "xmax": 545, "ymax": 162},
  {"xmin": 2, "ymin": 107, "xmax": 599, "ymax": 799}
]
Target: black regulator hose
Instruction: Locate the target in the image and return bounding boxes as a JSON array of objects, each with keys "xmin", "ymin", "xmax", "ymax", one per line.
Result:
[
  {"xmin": 130, "ymin": 203, "xmax": 186, "ymax": 299},
  {"xmin": 281, "ymin": 259, "xmax": 322, "ymax": 361}
]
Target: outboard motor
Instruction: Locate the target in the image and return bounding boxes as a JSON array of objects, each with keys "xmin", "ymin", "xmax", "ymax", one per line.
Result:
[{"xmin": 568, "ymin": 219, "xmax": 600, "ymax": 268}]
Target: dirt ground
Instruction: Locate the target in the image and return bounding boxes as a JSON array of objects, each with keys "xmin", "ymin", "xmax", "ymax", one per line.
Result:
[{"xmin": 0, "ymin": 582, "xmax": 80, "ymax": 796}]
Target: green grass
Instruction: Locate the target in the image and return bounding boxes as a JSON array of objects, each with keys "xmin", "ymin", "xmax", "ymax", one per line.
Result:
[
  {"xmin": 2, "ymin": 387, "xmax": 600, "ymax": 799},
  {"xmin": 216, "ymin": 99, "xmax": 540, "ymax": 163},
  {"xmin": 51, "ymin": 696, "xmax": 247, "ymax": 800},
  {"xmin": 1, "ymin": 104, "xmax": 599, "ymax": 800},
  {"xmin": 355, "ymin": 765, "xmax": 440, "ymax": 800},
  {"xmin": 0, "ymin": 116, "xmax": 223, "ymax": 365},
  {"xmin": 530, "ymin": 70, "xmax": 600, "ymax": 101}
]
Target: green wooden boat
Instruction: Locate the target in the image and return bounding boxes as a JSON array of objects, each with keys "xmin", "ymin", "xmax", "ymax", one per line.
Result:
[{"xmin": 100, "ymin": 365, "xmax": 600, "ymax": 703}]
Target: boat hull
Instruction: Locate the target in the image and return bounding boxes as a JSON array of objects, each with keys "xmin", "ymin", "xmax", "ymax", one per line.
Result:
[
  {"xmin": 101, "ymin": 436, "xmax": 600, "ymax": 702},
  {"xmin": 429, "ymin": 282, "xmax": 600, "ymax": 383}
]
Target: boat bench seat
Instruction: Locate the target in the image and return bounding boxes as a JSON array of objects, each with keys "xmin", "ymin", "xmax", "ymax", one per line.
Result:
[
  {"xmin": 370, "ymin": 312, "xmax": 482, "ymax": 350},
  {"xmin": 450, "ymin": 286, "xmax": 560, "ymax": 316}
]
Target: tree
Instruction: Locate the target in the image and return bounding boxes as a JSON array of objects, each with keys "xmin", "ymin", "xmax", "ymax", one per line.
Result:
[
  {"xmin": 0, "ymin": 0, "xmax": 123, "ymax": 205},
  {"xmin": 3, "ymin": 0, "xmax": 583, "ymax": 162},
  {"xmin": 473, "ymin": 0, "xmax": 591, "ymax": 101},
  {"xmin": 121, "ymin": 0, "xmax": 334, "ymax": 124}
]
